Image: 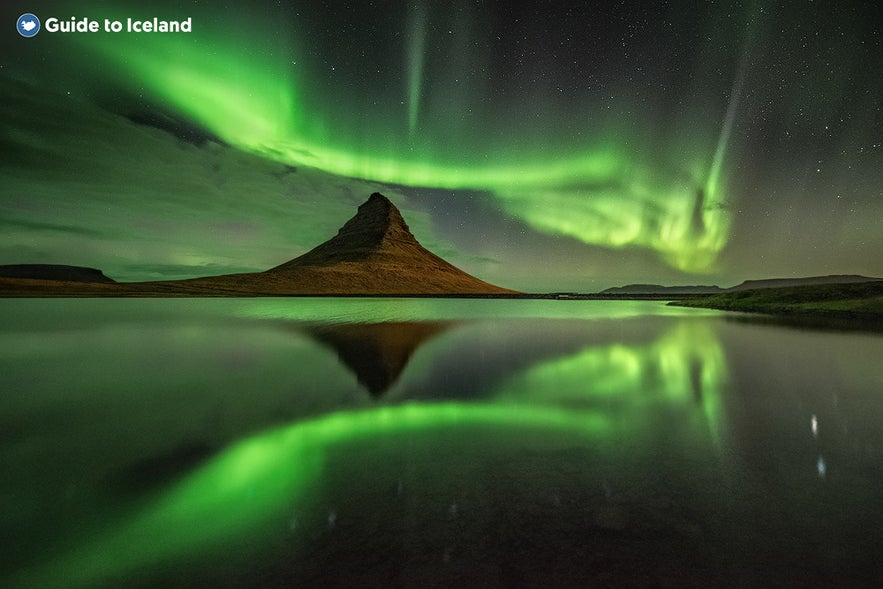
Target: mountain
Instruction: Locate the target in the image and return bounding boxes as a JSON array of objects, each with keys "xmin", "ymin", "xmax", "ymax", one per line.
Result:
[
  {"xmin": 252, "ymin": 192, "xmax": 515, "ymax": 294},
  {"xmin": 0, "ymin": 264, "xmax": 115, "ymax": 283},
  {"xmin": 0, "ymin": 193, "xmax": 515, "ymax": 296}
]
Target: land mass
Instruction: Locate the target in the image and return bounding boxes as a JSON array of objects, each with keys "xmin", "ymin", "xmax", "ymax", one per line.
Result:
[
  {"xmin": 603, "ymin": 274, "xmax": 881, "ymax": 295},
  {"xmin": 669, "ymin": 280, "xmax": 883, "ymax": 320},
  {"xmin": 0, "ymin": 264, "xmax": 115, "ymax": 284},
  {"xmin": 0, "ymin": 193, "xmax": 516, "ymax": 297}
]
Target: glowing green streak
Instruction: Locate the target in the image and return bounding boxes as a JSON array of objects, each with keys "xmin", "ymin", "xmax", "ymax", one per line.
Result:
[
  {"xmin": 78, "ymin": 27, "xmax": 623, "ymax": 188},
  {"xmin": 495, "ymin": 174, "xmax": 729, "ymax": 272},
  {"xmin": 76, "ymin": 12, "xmax": 733, "ymax": 272},
  {"xmin": 406, "ymin": 2, "xmax": 428, "ymax": 137},
  {"xmin": 705, "ymin": 43, "xmax": 749, "ymax": 201},
  {"xmin": 14, "ymin": 402, "xmax": 609, "ymax": 588},
  {"xmin": 123, "ymin": 39, "xmax": 299, "ymax": 151}
]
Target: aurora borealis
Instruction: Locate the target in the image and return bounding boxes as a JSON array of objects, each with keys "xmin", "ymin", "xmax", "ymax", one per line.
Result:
[{"xmin": 1, "ymin": 0, "xmax": 881, "ymax": 290}]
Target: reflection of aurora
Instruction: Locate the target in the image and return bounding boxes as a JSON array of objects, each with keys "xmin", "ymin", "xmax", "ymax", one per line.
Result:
[
  {"xmin": 71, "ymin": 7, "xmax": 738, "ymax": 272},
  {"xmin": 496, "ymin": 321, "xmax": 728, "ymax": 445},
  {"xmin": 14, "ymin": 405, "xmax": 609, "ymax": 588},
  {"xmin": 13, "ymin": 321, "xmax": 727, "ymax": 588}
]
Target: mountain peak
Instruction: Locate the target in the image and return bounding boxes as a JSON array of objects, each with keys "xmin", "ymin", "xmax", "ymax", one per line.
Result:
[
  {"xmin": 367, "ymin": 191, "xmax": 391, "ymax": 204},
  {"xmin": 346, "ymin": 192, "xmax": 413, "ymax": 243},
  {"xmin": 272, "ymin": 192, "xmax": 418, "ymax": 267}
]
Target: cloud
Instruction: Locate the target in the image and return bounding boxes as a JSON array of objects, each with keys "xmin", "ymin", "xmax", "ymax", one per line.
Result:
[
  {"xmin": 0, "ymin": 80, "xmax": 463, "ymax": 282},
  {"xmin": 117, "ymin": 262, "xmax": 261, "ymax": 281}
]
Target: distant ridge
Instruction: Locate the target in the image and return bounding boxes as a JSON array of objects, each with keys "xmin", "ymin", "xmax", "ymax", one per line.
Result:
[
  {"xmin": 0, "ymin": 264, "xmax": 115, "ymax": 283},
  {"xmin": 600, "ymin": 284, "xmax": 723, "ymax": 295},
  {"xmin": 600, "ymin": 275, "xmax": 882, "ymax": 296},
  {"xmin": 726, "ymin": 275, "xmax": 882, "ymax": 291}
]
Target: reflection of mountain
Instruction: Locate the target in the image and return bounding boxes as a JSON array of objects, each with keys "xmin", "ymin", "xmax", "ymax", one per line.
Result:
[
  {"xmin": 308, "ymin": 321, "xmax": 453, "ymax": 396},
  {"xmin": 301, "ymin": 318, "xmax": 634, "ymax": 399}
]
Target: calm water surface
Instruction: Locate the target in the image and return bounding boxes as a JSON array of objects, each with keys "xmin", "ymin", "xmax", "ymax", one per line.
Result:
[{"xmin": 2, "ymin": 298, "xmax": 883, "ymax": 587}]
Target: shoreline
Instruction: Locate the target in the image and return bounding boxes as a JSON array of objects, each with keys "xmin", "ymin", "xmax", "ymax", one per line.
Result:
[{"xmin": 0, "ymin": 281, "xmax": 696, "ymax": 300}]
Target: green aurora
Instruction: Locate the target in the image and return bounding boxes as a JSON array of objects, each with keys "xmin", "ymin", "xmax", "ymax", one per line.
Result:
[{"xmin": 74, "ymin": 5, "xmax": 731, "ymax": 273}]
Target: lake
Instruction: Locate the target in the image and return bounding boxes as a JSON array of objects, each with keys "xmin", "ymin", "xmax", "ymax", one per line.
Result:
[{"xmin": 2, "ymin": 298, "xmax": 883, "ymax": 587}]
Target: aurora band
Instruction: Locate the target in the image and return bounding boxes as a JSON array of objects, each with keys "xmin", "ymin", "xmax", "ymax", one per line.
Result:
[{"xmin": 74, "ymin": 17, "xmax": 737, "ymax": 273}]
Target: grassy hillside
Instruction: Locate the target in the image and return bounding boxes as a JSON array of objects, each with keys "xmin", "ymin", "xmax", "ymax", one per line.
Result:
[{"xmin": 670, "ymin": 281, "xmax": 883, "ymax": 318}]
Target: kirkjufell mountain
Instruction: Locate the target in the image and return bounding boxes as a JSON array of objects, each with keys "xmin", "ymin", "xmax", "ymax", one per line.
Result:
[
  {"xmin": 258, "ymin": 192, "xmax": 515, "ymax": 294},
  {"xmin": 0, "ymin": 193, "xmax": 516, "ymax": 296}
]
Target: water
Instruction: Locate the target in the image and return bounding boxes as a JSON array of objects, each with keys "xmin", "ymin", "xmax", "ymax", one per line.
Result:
[{"xmin": 2, "ymin": 299, "xmax": 883, "ymax": 587}]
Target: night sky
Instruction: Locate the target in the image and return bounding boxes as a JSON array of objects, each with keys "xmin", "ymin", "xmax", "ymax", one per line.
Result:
[{"xmin": 1, "ymin": 0, "xmax": 881, "ymax": 291}]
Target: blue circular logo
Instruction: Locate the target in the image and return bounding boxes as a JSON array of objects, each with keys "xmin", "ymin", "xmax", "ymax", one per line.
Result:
[{"xmin": 17, "ymin": 13, "xmax": 40, "ymax": 38}]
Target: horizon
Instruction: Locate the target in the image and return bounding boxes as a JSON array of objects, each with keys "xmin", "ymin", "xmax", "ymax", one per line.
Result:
[
  {"xmin": 4, "ymin": 188, "xmax": 881, "ymax": 293},
  {"xmin": 1, "ymin": 0, "xmax": 881, "ymax": 292}
]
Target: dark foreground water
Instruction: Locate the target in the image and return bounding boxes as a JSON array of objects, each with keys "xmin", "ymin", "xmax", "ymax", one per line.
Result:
[{"xmin": 2, "ymin": 299, "xmax": 883, "ymax": 587}]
